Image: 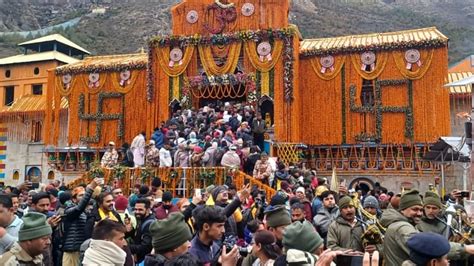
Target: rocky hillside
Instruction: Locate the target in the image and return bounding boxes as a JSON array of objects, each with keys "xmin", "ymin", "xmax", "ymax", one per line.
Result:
[{"xmin": 0, "ymin": 0, "xmax": 473, "ymax": 64}]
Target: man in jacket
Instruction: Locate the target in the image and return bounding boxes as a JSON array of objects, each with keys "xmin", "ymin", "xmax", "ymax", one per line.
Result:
[
  {"xmin": 313, "ymin": 190, "xmax": 339, "ymax": 245},
  {"xmin": 129, "ymin": 198, "xmax": 155, "ymax": 264},
  {"xmin": 416, "ymin": 191, "xmax": 453, "ymax": 236},
  {"xmin": 381, "ymin": 190, "xmax": 474, "ymax": 266},
  {"xmin": 144, "ymin": 213, "xmax": 192, "ymax": 265},
  {"xmin": 327, "ymin": 196, "xmax": 374, "ymax": 253},
  {"xmin": 0, "ymin": 212, "xmax": 52, "ymax": 265},
  {"xmin": 251, "ymin": 113, "xmax": 266, "ymax": 151},
  {"xmin": 202, "ymin": 142, "xmax": 218, "ymax": 167},
  {"xmin": 84, "ymin": 192, "xmax": 122, "ymax": 239},
  {"xmin": 0, "ymin": 194, "xmax": 23, "ymax": 255},
  {"xmin": 82, "ymin": 219, "xmax": 127, "ymax": 266},
  {"xmin": 151, "ymin": 127, "xmax": 165, "ymax": 149},
  {"xmin": 62, "ymin": 178, "xmax": 99, "ymax": 266},
  {"xmin": 154, "ymin": 191, "xmax": 179, "ymax": 220}
]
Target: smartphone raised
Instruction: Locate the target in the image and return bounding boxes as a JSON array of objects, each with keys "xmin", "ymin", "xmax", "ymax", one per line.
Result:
[{"xmin": 195, "ymin": 188, "xmax": 201, "ymax": 197}]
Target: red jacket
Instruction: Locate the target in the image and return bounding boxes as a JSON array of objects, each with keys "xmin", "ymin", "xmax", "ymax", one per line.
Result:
[{"xmin": 154, "ymin": 205, "xmax": 179, "ymax": 220}]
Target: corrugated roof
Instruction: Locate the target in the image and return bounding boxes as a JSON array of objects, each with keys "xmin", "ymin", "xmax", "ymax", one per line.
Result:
[
  {"xmin": 19, "ymin": 34, "xmax": 90, "ymax": 55},
  {"xmin": 300, "ymin": 27, "xmax": 448, "ymax": 56},
  {"xmin": 3, "ymin": 95, "xmax": 68, "ymax": 113},
  {"xmin": 55, "ymin": 53, "xmax": 148, "ymax": 75},
  {"xmin": 446, "ymin": 72, "xmax": 472, "ymax": 94},
  {"xmin": 0, "ymin": 51, "xmax": 79, "ymax": 66}
]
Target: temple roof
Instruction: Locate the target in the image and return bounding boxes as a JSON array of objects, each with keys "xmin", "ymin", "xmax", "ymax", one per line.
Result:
[
  {"xmin": 446, "ymin": 72, "xmax": 473, "ymax": 94},
  {"xmin": 300, "ymin": 27, "xmax": 448, "ymax": 56},
  {"xmin": 0, "ymin": 51, "xmax": 79, "ymax": 66},
  {"xmin": 19, "ymin": 34, "xmax": 91, "ymax": 55},
  {"xmin": 2, "ymin": 95, "xmax": 68, "ymax": 114},
  {"xmin": 55, "ymin": 53, "xmax": 148, "ymax": 75}
]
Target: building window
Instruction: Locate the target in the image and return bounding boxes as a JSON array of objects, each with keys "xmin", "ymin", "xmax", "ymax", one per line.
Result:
[
  {"xmin": 34, "ymin": 67, "xmax": 40, "ymax": 75},
  {"xmin": 5, "ymin": 70, "xmax": 11, "ymax": 78},
  {"xmin": 31, "ymin": 120, "xmax": 42, "ymax": 143},
  {"xmin": 4, "ymin": 86, "xmax": 14, "ymax": 106},
  {"xmin": 48, "ymin": 171, "xmax": 55, "ymax": 180},
  {"xmin": 13, "ymin": 170, "xmax": 20, "ymax": 180},
  {"xmin": 360, "ymin": 79, "xmax": 375, "ymax": 107},
  {"xmin": 32, "ymin": 84, "xmax": 43, "ymax": 95}
]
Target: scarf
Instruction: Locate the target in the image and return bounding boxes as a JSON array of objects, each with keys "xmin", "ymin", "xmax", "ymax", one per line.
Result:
[
  {"xmin": 99, "ymin": 208, "xmax": 118, "ymax": 222},
  {"xmin": 82, "ymin": 239, "xmax": 126, "ymax": 266}
]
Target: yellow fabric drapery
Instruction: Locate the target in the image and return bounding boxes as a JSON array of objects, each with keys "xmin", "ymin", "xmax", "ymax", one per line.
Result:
[
  {"xmin": 56, "ymin": 75, "xmax": 78, "ymax": 96},
  {"xmin": 198, "ymin": 42, "xmax": 242, "ymax": 76},
  {"xmin": 309, "ymin": 55, "xmax": 346, "ymax": 81},
  {"xmin": 393, "ymin": 49, "xmax": 434, "ymax": 80},
  {"xmin": 155, "ymin": 46, "xmax": 195, "ymax": 77},
  {"xmin": 111, "ymin": 70, "xmax": 142, "ymax": 94},
  {"xmin": 244, "ymin": 40, "xmax": 283, "ymax": 97},
  {"xmin": 244, "ymin": 40, "xmax": 284, "ymax": 71},
  {"xmin": 350, "ymin": 52, "xmax": 388, "ymax": 80},
  {"xmin": 79, "ymin": 73, "xmax": 109, "ymax": 95},
  {"xmin": 172, "ymin": 76, "xmax": 180, "ymax": 101}
]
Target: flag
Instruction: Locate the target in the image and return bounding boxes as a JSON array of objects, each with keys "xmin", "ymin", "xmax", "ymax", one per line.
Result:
[{"xmin": 330, "ymin": 168, "xmax": 339, "ymax": 192}]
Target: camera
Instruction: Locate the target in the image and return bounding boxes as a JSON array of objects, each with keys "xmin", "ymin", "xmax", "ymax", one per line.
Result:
[{"xmin": 223, "ymin": 235, "xmax": 251, "ymax": 257}]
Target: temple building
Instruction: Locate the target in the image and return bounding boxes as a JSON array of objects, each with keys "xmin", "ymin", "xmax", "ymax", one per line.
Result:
[
  {"xmin": 0, "ymin": 0, "xmax": 460, "ymax": 192},
  {"xmin": 0, "ymin": 34, "xmax": 88, "ymax": 184}
]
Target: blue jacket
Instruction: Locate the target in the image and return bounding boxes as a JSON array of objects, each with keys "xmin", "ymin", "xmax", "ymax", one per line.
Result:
[{"xmin": 189, "ymin": 235, "xmax": 221, "ymax": 264}]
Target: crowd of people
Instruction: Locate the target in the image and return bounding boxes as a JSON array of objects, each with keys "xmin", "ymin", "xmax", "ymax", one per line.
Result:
[{"xmin": 0, "ymin": 103, "xmax": 473, "ymax": 266}]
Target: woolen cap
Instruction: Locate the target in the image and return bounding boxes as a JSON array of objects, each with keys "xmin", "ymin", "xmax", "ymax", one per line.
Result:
[
  {"xmin": 149, "ymin": 212, "xmax": 192, "ymax": 252},
  {"xmin": 363, "ymin": 195, "xmax": 379, "ymax": 209},
  {"xmin": 264, "ymin": 205, "xmax": 291, "ymax": 228},
  {"xmin": 114, "ymin": 195, "xmax": 128, "ymax": 211},
  {"xmin": 338, "ymin": 196, "xmax": 354, "ymax": 209},
  {"xmin": 407, "ymin": 232, "xmax": 450, "ymax": 265},
  {"xmin": 283, "ymin": 221, "xmax": 323, "ymax": 253},
  {"xmin": 399, "ymin": 190, "xmax": 423, "ymax": 210},
  {"xmin": 19, "ymin": 212, "xmax": 52, "ymax": 241},
  {"xmin": 423, "ymin": 191, "xmax": 442, "ymax": 209},
  {"xmin": 211, "ymin": 185, "xmax": 227, "ymax": 201}
]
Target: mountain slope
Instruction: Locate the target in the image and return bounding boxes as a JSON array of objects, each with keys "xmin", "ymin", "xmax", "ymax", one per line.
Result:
[{"xmin": 0, "ymin": 0, "xmax": 472, "ymax": 64}]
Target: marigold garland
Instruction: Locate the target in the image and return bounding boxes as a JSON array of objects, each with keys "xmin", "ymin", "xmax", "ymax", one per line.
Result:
[
  {"xmin": 393, "ymin": 49, "xmax": 434, "ymax": 80},
  {"xmin": 244, "ymin": 40, "xmax": 284, "ymax": 72},
  {"xmin": 155, "ymin": 46, "xmax": 195, "ymax": 77},
  {"xmin": 310, "ymin": 55, "xmax": 346, "ymax": 81},
  {"xmin": 55, "ymin": 61, "xmax": 147, "ymax": 76},
  {"xmin": 283, "ymin": 36, "xmax": 294, "ymax": 102},
  {"xmin": 110, "ymin": 70, "xmax": 141, "ymax": 94},
  {"xmin": 55, "ymin": 75, "xmax": 77, "ymax": 96},
  {"xmin": 198, "ymin": 42, "xmax": 241, "ymax": 76},
  {"xmin": 300, "ymin": 39, "xmax": 447, "ymax": 57},
  {"xmin": 349, "ymin": 79, "xmax": 414, "ymax": 142},
  {"xmin": 78, "ymin": 92, "xmax": 125, "ymax": 143},
  {"xmin": 148, "ymin": 28, "xmax": 296, "ymax": 47},
  {"xmin": 350, "ymin": 52, "xmax": 388, "ymax": 80},
  {"xmin": 79, "ymin": 73, "xmax": 109, "ymax": 95}
]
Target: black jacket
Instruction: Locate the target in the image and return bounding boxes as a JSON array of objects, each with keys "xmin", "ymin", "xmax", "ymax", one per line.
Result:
[
  {"xmin": 84, "ymin": 206, "xmax": 122, "ymax": 240},
  {"xmin": 129, "ymin": 213, "xmax": 155, "ymax": 263},
  {"xmin": 62, "ymin": 187, "xmax": 93, "ymax": 252}
]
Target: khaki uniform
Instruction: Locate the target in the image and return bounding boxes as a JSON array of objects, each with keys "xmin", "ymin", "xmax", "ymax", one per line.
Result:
[
  {"xmin": 381, "ymin": 208, "xmax": 467, "ymax": 266},
  {"xmin": 327, "ymin": 216, "xmax": 365, "ymax": 252},
  {"xmin": 416, "ymin": 214, "xmax": 458, "ymax": 236},
  {"xmin": 0, "ymin": 242, "xmax": 44, "ymax": 266}
]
